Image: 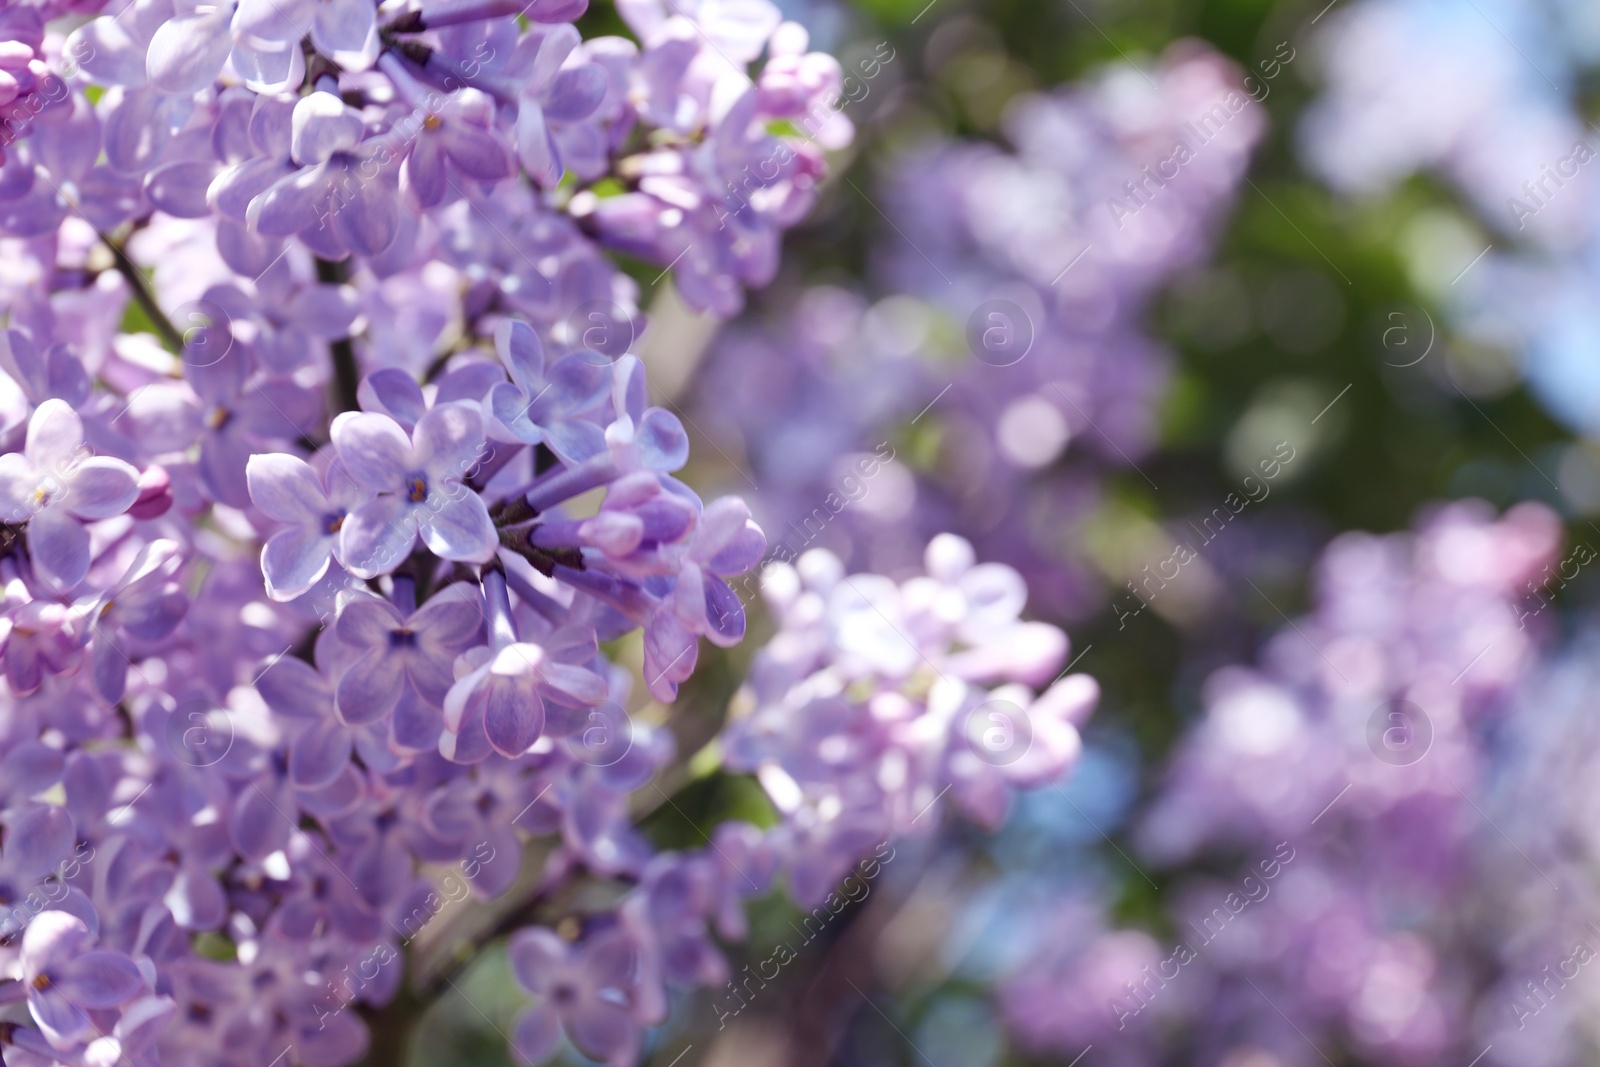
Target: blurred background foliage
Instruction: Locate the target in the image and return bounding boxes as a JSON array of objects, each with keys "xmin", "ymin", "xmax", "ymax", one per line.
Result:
[{"xmin": 413, "ymin": 0, "xmax": 1596, "ymax": 1063}]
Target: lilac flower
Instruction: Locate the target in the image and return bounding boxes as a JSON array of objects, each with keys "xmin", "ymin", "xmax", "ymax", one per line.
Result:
[
  {"xmin": 331, "ymin": 403, "xmax": 497, "ymax": 577},
  {"xmin": 0, "ymin": 578, "xmax": 79, "ymax": 694},
  {"xmin": 505, "ymin": 24, "xmax": 609, "ymax": 187},
  {"xmin": 0, "ymin": 0, "xmax": 867, "ymax": 1060},
  {"xmin": 247, "ymin": 91, "xmax": 402, "ymax": 260},
  {"xmin": 83, "ymin": 539, "xmax": 188, "ymax": 704},
  {"xmin": 186, "ymin": 346, "xmax": 321, "ymax": 510},
  {"xmin": 604, "ymin": 356, "xmax": 688, "ymax": 474},
  {"xmin": 21, "ymin": 910, "xmax": 144, "ymax": 1049},
  {"xmin": 333, "ymin": 582, "xmax": 485, "ymax": 724},
  {"xmin": 234, "ymin": 0, "xmax": 380, "ymax": 82},
  {"xmin": 509, "ymin": 927, "xmax": 641, "ymax": 1067},
  {"xmin": 246, "ymin": 453, "xmax": 372, "ymax": 601},
  {"xmin": 486, "ymin": 319, "xmax": 609, "ymax": 464},
  {"xmin": 0, "ymin": 399, "xmax": 139, "ymax": 589},
  {"xmin": 441, "ymin": 571, "xmax": 607, "ymax": 761}
]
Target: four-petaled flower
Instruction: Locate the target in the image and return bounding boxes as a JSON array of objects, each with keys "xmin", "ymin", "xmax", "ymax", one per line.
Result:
[
  {"xmin": 0, "ymin": 400, "xmax": 139, "ymax": 590},
  {"xmin": 331, "ymin": 402, "xmax": 498, "ymax": 578},
  {"xmin": 246, "ymin": 453, "xmax": 373, "ymax": 600}
]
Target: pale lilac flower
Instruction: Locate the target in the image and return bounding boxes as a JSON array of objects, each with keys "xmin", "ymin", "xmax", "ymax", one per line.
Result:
[
  {"xmin": 83, "ymin": 539, "xmax": 188, "ymax": 704},
  {"xmin": 0, "ymin": 399, "xmax": 139, "ymax": 590},
  {"xmin": 486, "ymin": 319, "xmax": 609, "ymax": 463},
  {"xmin": 333, "ymin": 582, "xmax": 484, "ymax": 723},
  {"xmin": 21, "ymin": 910, "xmax": 144, "ymax": 1050},
  {"xmin": 331, "ymin": 403, "xmax": 497, "ymax": 577},
  {"xmin": 246, "ymin": 454, "xmax": 373, "ymax": 601},
  {"xmin": 509, "ymin": 927, "xmax": 641, "ymax": 1067}
]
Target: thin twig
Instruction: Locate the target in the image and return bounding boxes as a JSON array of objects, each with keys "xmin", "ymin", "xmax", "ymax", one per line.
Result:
[
  {"xmin": 105, "ymin": 238, "xmax": 184, "ymax": 352},
  {"xmin": 316, "ymin": 257, "xmax": 363, "ymax": 413}
]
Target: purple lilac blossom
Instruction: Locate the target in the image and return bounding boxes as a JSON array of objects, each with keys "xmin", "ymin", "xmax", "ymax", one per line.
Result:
[
  {"xmin": 688, "ymin": 42, "xmax": 1263, "ymax": 615},
  {"xmin": 999, "ymin": 501, "xmax": 1563, "ymax": 1066},
  {"xmin": 0, "ymin": 2, "xmax": 946, "ymax": 1063}
]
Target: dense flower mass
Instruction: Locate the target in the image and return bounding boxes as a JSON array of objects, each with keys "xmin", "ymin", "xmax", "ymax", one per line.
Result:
[{"xmin": 0, "ymin": 5, "xmax": 1105, "ymax": 1061}]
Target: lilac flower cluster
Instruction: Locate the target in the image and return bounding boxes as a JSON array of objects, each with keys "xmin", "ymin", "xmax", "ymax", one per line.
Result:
[
  {"xmin": 723, "ymin": 534, "xmax": 1098, "ymax": 903},
  {"xmin": 999, "ymin": 501, "xmax": 1564, "ymax": 1065},
  {"xmin": 0, "ymin": 2, "xmax": 1123, "ymax": 1064},
  {"xmin": 1, "ymin": 0, "xmax": 851, "ymax": 334},
  {"xmin": 689, "ymin": 42, "xmax": 1263, "ymax": 614},
  {"xmin": 0, "ymin": 290, "xmax": 782, "ymax": 1064}
]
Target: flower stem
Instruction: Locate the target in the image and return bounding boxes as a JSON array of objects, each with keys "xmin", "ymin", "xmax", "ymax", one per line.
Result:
[
  {"xmin": 105, "ymin": 239, "xmax": 184, "ymax": 352},
  {"xmin": 316, "ymin": 257, "xmax": 363, "ymax": 414}
]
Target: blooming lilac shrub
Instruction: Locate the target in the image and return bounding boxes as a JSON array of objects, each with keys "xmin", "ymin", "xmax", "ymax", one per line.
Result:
[
  {"xmin": 999, "ymin": 501, "xmax": 1564, "ymax": 1066},
  {"xmin": 0, "ymin": 3, "xmax": 1097, "ymax": 1064}
]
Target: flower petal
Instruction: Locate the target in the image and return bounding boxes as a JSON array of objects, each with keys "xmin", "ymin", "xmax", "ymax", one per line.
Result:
[
  {"xmin": 416, "ymin": 402, "xmax": 487, "ymax": 484},
  {"xmin": 339, "ymin": 496, "xmax": 418, "ymax": 579},
  {"xmin": 512, "ymin": 1004, "xmax": 562, "ymax": 1066},
  {"xmin": 262, "ymin": 526, "xmax": 333, "ymax": 601},
  {"xmin": 246, "ymin": 453, "xmax": 328, "ymax": 523},
  {"xmin": 256, "ymin": 655, "xmax": 333, "ymax": 719},
  {"xmin": 62, "ymin": 457, "xmax": 139, "ymax": 520},
  {"xmin": 26, "ymin": 398, "xmax": 83, "ymax": 473},
  {"xmin": 484, "ymin": 673, "xmax": 544, "ymax": 757},
  {"xmin": 336, "ymin": 648, "xmax": 406, "ymax": 724},
  {"xmin": 289, "ymin": 718, "xmax": 352, "ymax": 788},
  {"xmin": 58, "ymin": 950, "xmax": 143, "ymax": 1008},
  {"xmin": 508, "ymin": 927, "xmax": 568, "ymax": 992},
  {"xmin": 146, "ymin": 9, "xmax": 234, "ymax": 95},
  {"xmin": 331, "ymin": 411, "xmax": 413, "ymax": 492},
  {"xmin": 29, "ymin": 506, "xmax": 91, "ymax": 591},
  {"xmin": 6, "ymin": 804, "xmax": 74, "ymax": 881},
  {"xmin": 418, "ymin": 492, "xmax": 497, "ymax": 563}
]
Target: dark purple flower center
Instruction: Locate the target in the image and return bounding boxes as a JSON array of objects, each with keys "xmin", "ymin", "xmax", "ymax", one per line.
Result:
[
  {"xmin": 552, "ymin": 981, "xmax": 578, "ymax": 1006},
  {"xmin": 323, "ymin": 511, "xmax": 345, "ymax": 535},
  {"xmin": 207, "ymin": 406, "xmax": 232, "ymax": 430},
  {"xmin": 406, "ymin": 474, "xmax": 428, "ymax": 503},
  {"xmin": 31, "ymin": 973, "xmax": 51, "ymax": 990},
  {"xmin": 389, "ymin": 628, "xmax": 418, "ymax": 649}
]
